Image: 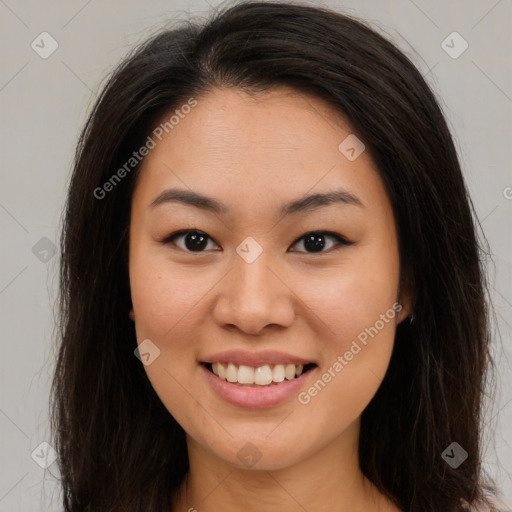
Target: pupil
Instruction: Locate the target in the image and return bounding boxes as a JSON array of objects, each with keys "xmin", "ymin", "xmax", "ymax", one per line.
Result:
[
  {"xmin": 182, "ymin": 232, "xmax": 327, "ymax": 252},
  {"xmin": 185, "ymin": 232, "xmax": 208, "ymax": 251},
  {"xmin": 304, "ymin": 234, "xmax": 325, "ymax": 252}
]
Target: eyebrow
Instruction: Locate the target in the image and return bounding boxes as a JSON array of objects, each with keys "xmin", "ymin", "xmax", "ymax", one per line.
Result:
[{"xmin": 149, "ymin": 187, "xmax": 363, "ymax": 216}]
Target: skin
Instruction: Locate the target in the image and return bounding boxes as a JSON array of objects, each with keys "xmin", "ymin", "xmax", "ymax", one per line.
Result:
[{"xmin": 129, "ymin": 87, "xmax": 411, "ymax": 512}]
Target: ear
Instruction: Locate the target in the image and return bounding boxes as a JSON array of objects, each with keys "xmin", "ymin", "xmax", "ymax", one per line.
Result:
[{"xmin": 396, "ymin": 279, "xmax": 415, "ymax": 325}]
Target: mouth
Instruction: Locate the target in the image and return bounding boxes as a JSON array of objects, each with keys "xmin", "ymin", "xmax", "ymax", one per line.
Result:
[{"xmin": 201, "ymin": 361, "xmax": 318, "ymax": 387}]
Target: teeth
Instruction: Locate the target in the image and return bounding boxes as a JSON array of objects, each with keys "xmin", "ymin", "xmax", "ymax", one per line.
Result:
[
  {"xmin": 285, "ymin": 363, "xmax": 296, "ymax": 380},
  {"xmin": 226, "ymin": 363, "xmax": 238, "ymax": 383},
  {"xmin": 272, "ymin": 364, "xmax": 285, "ymax": 382},
  {"xmin": 238, "ymin": 365, "xmax": 254, "ymax": 384},
  {"xmin": 210, "ymin": 362, "xmax": 308, "ymax": 386},
  {"xmin": 254, "ymin": 364, "xmax": 273, "ymax": 385}
]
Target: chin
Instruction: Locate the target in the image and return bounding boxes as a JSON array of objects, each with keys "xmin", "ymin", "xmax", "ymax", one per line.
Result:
[{"xmin": 197, "ymin": 428, "xmax": 318, "ymax": 472}]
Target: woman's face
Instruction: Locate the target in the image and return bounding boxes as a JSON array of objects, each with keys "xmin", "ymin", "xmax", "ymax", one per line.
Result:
[{"xmin": 129, "ymin": 87, "xmax": 410, "ymax": 471}]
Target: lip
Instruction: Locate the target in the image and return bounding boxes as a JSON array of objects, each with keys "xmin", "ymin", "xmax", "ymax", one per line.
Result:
[
  {"xmin": 200, "ymin": 362, "xmax": 318, "ymax": 408},
  {"xmin": 200, "ymin": 349, "xmax": 316, "ymax": 368}
]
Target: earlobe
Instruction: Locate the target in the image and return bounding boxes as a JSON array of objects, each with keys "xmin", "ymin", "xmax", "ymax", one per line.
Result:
[
  {"xmin": 398, "ymin": 312, "xmax": 414, "ymax": 326},
  {"xmin": 129, "ymin": 308, "xmax": 135, "ymax": 321},
  {"xmin": 397, "ymin": 307, "xmax": 413, "ymax": 325},
  {"xmin": 396, "ymin": 285, "xmax": 415, "ymax": 325}
]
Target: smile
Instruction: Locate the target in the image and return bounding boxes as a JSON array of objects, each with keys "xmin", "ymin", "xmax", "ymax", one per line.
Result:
[
  {"xmin": 200, "ymin": 360, "xmax": 318, "ymax": 408},
  {"xmin": 204, "ymin": 362, "xmax": 317, "ymax": 387}
]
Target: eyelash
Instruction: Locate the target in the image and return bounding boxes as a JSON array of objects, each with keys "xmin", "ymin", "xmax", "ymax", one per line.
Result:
[{"xmin": 159, "ymin": 229, "xmax": 353, "ymax": 254}]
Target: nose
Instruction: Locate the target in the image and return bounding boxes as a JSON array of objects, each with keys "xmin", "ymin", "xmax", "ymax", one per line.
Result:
[{"xmin": 212, "ymin": 250, "xmax": 296, "ymax": 335}]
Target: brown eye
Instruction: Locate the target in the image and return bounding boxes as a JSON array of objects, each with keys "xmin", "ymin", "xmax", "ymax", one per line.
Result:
[
  {"xmin": 161, "ymin": 230, "xmax": 220, "ymax": 252},
  {"xmin": 289, "ymin": 231, "xmax": 352, "ymax": 253}
]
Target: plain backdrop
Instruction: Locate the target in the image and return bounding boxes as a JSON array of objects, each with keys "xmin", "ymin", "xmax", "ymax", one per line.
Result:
[{"xmin": 0, "ymin": 0, "xmax": 511, "ymax": 510}]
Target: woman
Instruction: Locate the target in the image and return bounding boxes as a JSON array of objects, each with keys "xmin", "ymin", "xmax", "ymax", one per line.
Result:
[{"xmin": 51, "ymin": 1, "xmax": 498, "ymax": 510}]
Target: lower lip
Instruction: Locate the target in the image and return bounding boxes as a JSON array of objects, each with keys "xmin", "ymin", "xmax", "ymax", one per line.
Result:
[{"xmin": 200, "ymin": 363, "xmax": 316, "ymax": 408}]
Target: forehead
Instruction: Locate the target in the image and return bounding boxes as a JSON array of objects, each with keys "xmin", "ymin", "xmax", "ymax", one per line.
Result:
[
  {"xmin": 166, "ymin": 86, "xmax": 352, "ymax": 160},
  {"xmin": 132, "ymin": 87, "xmax": 389, "ymax": 219}
]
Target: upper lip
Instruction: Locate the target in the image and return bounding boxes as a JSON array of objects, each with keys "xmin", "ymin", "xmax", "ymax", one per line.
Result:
[{"xmin": 201, "ymin": 350, "xmax": 317, "ymax": 368}]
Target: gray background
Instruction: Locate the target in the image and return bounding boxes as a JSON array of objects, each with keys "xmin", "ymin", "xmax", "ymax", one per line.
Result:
[{"xmin": 0, "ymin": 0, "xmax": 511, "ymax": 510}]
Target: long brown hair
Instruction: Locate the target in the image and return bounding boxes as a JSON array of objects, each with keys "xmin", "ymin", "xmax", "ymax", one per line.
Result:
[{"xmin": 51, "ymin": 1, "xmax": 497, "ymax": 510}]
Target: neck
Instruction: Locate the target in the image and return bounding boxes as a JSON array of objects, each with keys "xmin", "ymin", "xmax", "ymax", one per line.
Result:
[{"xmin": 171, "ymin": 419, "xmax": 400, "ymax": 512}]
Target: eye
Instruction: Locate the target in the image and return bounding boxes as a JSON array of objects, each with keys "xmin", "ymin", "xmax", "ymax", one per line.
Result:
[
  {"xmin": 160, "ymin": 229, "xmax": 352, "ymax": 254},
  {"xmin": 289, "ymin": 231, "xmax": 352, "ymax": 253},
  {"xmin": 160, "ymin": 229, "xmax": 220, "ymax": 252}
]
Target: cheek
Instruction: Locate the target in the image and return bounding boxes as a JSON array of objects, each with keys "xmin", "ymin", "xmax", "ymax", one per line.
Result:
[
  {"xmin": 129, "ymin": 248, "xmax": 213, "ymax": 342},
  {"xmin": 294, "ymin": 246, "xmax": 400, "ymax": 418},
  {"xmin": 128, "ymin": 253, "xmax": 210, "ymax": 421},
  {"xmin": 301, "ymin": 249, "xmax": 400, "ymax": 349}
]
